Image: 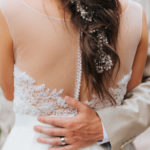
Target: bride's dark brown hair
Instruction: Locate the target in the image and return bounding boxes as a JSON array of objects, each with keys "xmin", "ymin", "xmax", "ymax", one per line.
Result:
[{"xmin": 58, "ymin": 0, "xmax": 120, "ymax": 104}]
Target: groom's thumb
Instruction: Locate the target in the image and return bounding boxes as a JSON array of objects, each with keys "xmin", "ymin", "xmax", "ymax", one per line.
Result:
[{"xmin": 65, "ymin": 96, "xmax": 85, "ymax": 112}]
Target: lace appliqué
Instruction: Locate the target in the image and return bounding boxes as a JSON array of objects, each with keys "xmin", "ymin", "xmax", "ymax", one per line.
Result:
[
  {"xmin": 14, "ymin": 65, "xmax": 132, "ymax": 116},
  {"xmin": 13, "ymin": 65, "xmax": 77, "ymax": 117},
  {"xmin": 84, "ymin": 71, "xmax": 132, "ymax": 110}
]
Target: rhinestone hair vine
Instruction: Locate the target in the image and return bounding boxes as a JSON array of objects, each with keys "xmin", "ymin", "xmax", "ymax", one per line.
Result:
[
  {"xmin": 70, "ymin": 0, "xmax": 113, "ymax": 73},
  {"xmin": 91, "ymin": 30, "xmax": 113, "ymax": 73},
  {"xmin": 70, "ymin": 0, "xmax": 94, "ymax": 22}
]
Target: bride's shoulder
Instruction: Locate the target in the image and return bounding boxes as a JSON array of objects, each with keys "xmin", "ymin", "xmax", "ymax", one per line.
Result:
[
  {"xmin": 0, "ymin": 0, "xmax": 15, "ymax": 11},
  {"xmin": 119, "ymin": 0, "xmax": 143, "ymax": 14}
]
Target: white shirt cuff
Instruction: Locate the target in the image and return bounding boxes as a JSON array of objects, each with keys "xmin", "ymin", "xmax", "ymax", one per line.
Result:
[{"xmin": 97, "ymin": 122, "xmax": 109, "ymax": 145}]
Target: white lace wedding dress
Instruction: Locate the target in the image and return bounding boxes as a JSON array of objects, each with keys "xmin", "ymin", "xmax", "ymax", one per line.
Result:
[{"xmin": 0, "ymin": 0, "xmax": 143, "ymax": 149}]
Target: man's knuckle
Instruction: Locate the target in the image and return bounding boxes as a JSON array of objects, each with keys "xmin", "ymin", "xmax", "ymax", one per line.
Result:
[
  {"xmin": 48, "ymin": 130, "xmax": 54, "ymax": 136},
  {"xmin": 67, "ymin": 131, "xmax": 75, "ymax": 137},
  {"xmin": 72, "ymin": 137, "xmax": 80, "ymax": 143},
  {"xmin": 73, "ymin": 100, "xmax": 79, "ymax": 107},
  {"xmin": 37, "ymin": 128, "xmax": 42, "ymax": 133},
  {"xmin": 44, "ymin": 117, "xmax": 50, "ymax": 122},
  {"xmin": 50, "ymin": 119, "xmax": 55, "ymax": 125},
  {"xmin": 83, "ymin": 105, "xmax": 89, "ymax": 112},
  {"xmin": 71, "ymin": 138, "xmax": 77, "ymax": 143},
  {"xmin": 63, "ymin": 122, "xmax": 68, "ymax": 128},
  {"xmin": 60, "ymin": 147, "xmax": 68, "ymax": 150},
  {"xmin": 54, "ymin": 139, "xmax": 60, "ymax": 145},
  {"xmin": 66, "ymin": 122, "xmax": 74, "ymax": 129}
]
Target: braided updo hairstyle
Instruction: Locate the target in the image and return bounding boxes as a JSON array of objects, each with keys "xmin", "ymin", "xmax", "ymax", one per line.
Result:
[{"xmin": 62, "ymin": 0, "xmax": 121, "ymax": 104}]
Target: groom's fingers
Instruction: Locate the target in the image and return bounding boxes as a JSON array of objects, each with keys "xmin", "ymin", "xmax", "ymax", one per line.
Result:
[
  {"xmin": 37, "ymin": 136, "xmax": 73, "ymax": 146},
  {"xmin": 37, "ymin": 137, "xmax": 62, "ymax": 145},
  {"xmin": 65, "ymin": 96, "xmax": 87, "ymax": 112},
  {"xmin": 38, "ymin": 116, "xmax": 73, "ymax": 128},
  {"xmin": 34, "ymin": 126, "xmax": 69, "ymax": 137},
  {"xmin": 49, "ymin": 143, "xmax": 79, "ymax": 150}
]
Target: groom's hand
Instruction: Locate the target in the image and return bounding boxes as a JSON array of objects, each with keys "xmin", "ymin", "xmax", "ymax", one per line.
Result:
[{"xmin": 34, "ymin": 96, "xmax": 103, "ymax": 150}]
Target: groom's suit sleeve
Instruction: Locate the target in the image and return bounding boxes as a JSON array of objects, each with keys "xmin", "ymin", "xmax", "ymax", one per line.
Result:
[
  {"xmin": 97, "ymin": 77, "xmax": 150, "ymax": 150},
  {"xmin": 96, "ymin": 53, "xmax": 150, "ymax": 150}
]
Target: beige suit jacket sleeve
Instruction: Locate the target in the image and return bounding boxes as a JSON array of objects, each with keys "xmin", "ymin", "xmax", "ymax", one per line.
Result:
[{"xmin": 96, "ymin": 52, "xmax": 150, "ymax": 150}]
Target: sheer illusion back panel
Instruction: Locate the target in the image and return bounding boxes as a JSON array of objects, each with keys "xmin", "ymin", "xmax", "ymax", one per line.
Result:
[
  {"xmin": 117, "ymin": 0, "xmax": 142, "ymax": 76},
  {"xmin": 0, "ymin": 0, "xmax": 143, "ymax": 111},
  {"xmin": 107, "ymin": 0, "xmax": 143, "ymax": 86},
  {"xmin": 0, "ymin": 0, "xmax": 80, "ymax": 99}
]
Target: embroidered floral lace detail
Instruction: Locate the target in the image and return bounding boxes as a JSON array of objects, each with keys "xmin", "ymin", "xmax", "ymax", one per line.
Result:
[
  {"xmin": 13, "ymin": 65, "xmax": 132, "ymax": 116},
  {"xmin": 84, "ymin": 71, "xmax": 132, "ymax": 110},
  {"xmin": 109, "ymin": 71, "xmax": 132, "ymax": 105},
  {"xmin": 13, "ymin": 65, "xmax": 77, "ymax": 117}
]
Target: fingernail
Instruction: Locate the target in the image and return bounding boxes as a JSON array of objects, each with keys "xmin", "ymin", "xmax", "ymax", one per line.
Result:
[
  {"xmin": 33, "ymin": 125, "xmax": 38, "ymax": 131},
  {"xmin": 37, "ymin": 117, "xmax": 41, "ymax": 121},
  {"xmin": 37, "ymin": 137, "xmax": 41, "ymax": 142}
]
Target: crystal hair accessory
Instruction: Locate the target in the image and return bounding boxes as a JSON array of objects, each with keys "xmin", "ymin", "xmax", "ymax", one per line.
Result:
[
  {"xmin": 81, "ymin": 29, "xmax": 113, "ymax": 74},
  {"xmin": 70, "ymin": 0, "xmax": 113, "ymax": 73},
  {"xmin": 90, "ymin": 30, "xmax": 113, "ymax": 73},
  {"xmin": 70, "ymin": 0, "xmax": 94, "ymax": 22}
]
